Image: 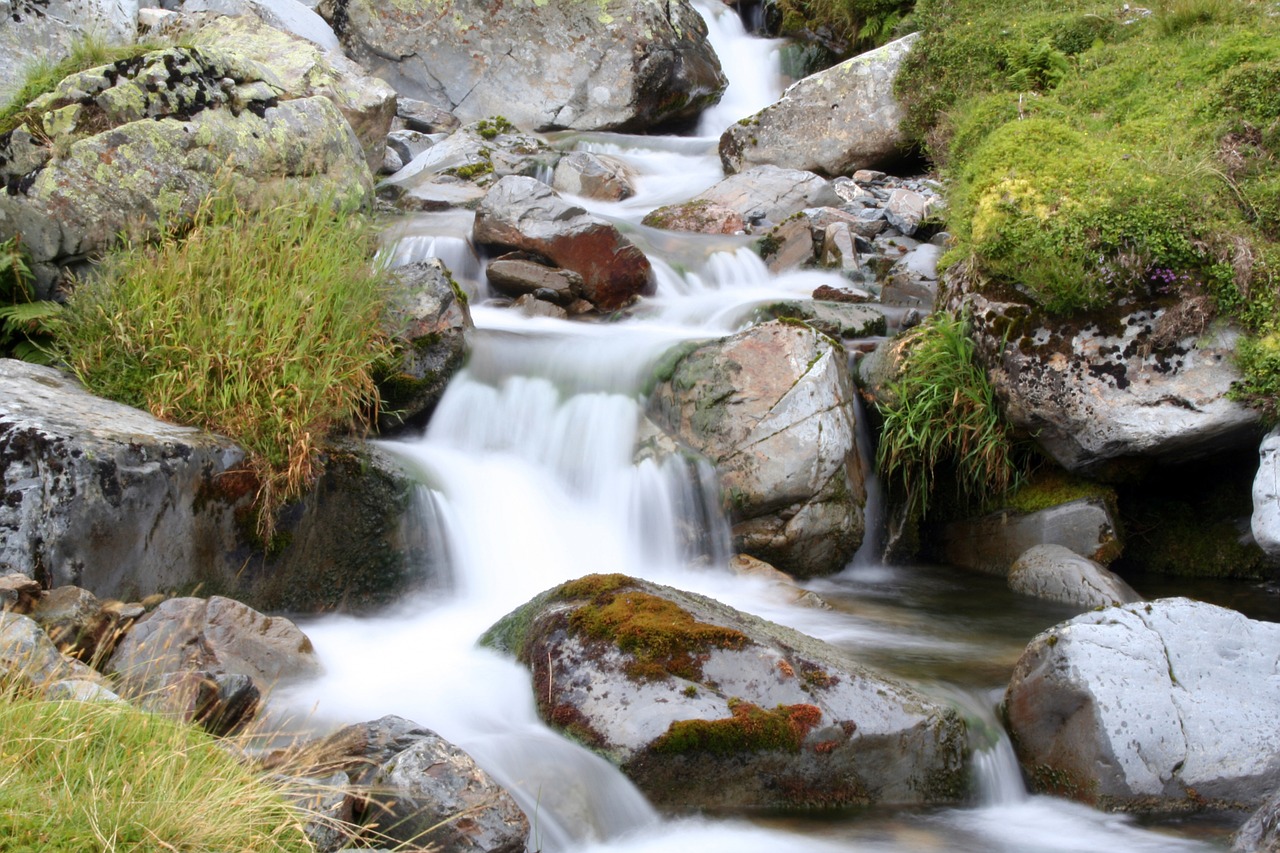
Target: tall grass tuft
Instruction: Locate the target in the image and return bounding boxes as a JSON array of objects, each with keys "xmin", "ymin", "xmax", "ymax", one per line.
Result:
[
  {"xmin": 55, "ymin": 189, "xmax": 393, "ymax": 540},
  {"xmin": 0, "ymin": 680, "xmax": 314, "ymax": 851},
  {"xmin": 875, "ymin": 311, "xmax": 1025, "ymax": 519}
]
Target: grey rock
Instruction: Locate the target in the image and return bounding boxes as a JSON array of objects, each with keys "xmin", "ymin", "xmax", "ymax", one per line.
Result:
[
  {"xmin": 278, "ymin": 772, "xmax": 356, "ymax": 853},
  {"xmin": 318, "ymin": 0, "xmax": 725, "ymax": 132},
  {"xmin": 0, "ymin": 611, "xmax": 100, "ymax": 688},
  {"xmin": 648, "ymin": 321, "xmax": 866, "ymax": 577},
  {"xmin": 692, "ymin": 165, "xmax": 836, "ymax": 226},
  {"xmin": 395, "ymin": 97, "xmax": 461, "ymax": 134},
  {"xmin": 956, "ymin": 284, "xmax": 1262, "ymax": 473},
  {"xmin": 552, "ymin": 151, "xmax": 637, "ymax": 201},
  {"xmin": 1252, "ymin": 426, "xmax": 1280, "ymax": 559},
  {"xmin": 719, "ymin": 34, "xmax": 918, "ymax": 177},
  {"xmin": 482, "ymin": 574, "xmax": 967, "ymax": 810},
  {"xmin": 939, "ymin": 497, "xmax": 1121, "ymax": 574},
  {"xmin": 1235, "ymin": 788, "xmax": 1280, "ymax": 852},
  {"xmin": 487, "ymin": 257, "xmax": 584, "ymax": 303},
  {"xmin": 760, "ymin": 216, "xmax": 816, "ymax": 273},
  {"xmin": 1008, "ymin": 544, "xmax": 1141, "ymax": 609},
  {"xmin": 0, "ymin": 573, "xmax": 42, "ymax": 614},
  {"xmin": 883, "ymin": 187, "xmax": 930, "ymax": 235},
  {"xmin": 180, "ymin": 0, "xmax": 339, "ymax": 49},
  {"xmin": 513, "ymin": 293, "xmax": 569, "ymax": 319},
  {"xmin": 1005, "ymin": 598, "xmax": 1280, "ymax": 812},
  {"xmin": 43, "ymin": 678, "xmax": 123, "ymax": 702},
  {"xmin": 378, "ymin": 258, "xmax": 473, "ymax": 433},
  {"xmin": 369, "ymin": 734, "xmax": 529, "ymax": 853},
  {"xmin": 384, "ymin": 129, "xmax": 437, "ymax": 169},
  {"xmin": 473, "ymin": 176, "xmax": 654, "ymax": 311},
  {"xmin": 754, "ymin": 300, "xmax": 887, "ymax": 340}
]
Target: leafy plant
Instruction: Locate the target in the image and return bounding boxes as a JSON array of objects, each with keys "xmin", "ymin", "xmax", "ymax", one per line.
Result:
[
  {"xmin": 54, "ymin": 189, "xmax": 393, "ymax": 541},
  {"xmin": 0, "ymin": 238, "xmax": 60, "ymax": 365},
  {"xmin": 771, "ymin": 0, "xmax": 914, "ymax": 59},
  {"xmin": 875, "ymin": 311, "xmax": 1026, "ymax": 518}
]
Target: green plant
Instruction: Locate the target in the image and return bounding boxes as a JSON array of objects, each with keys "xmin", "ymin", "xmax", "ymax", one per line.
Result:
[
  {"xmin": 54, "ymin": 189, "xmax": 393, "ymax": 541},
  {"xmin": 0, "ymin": 238, "xmax": 60, "ymax": 365},
  {"xmin": 771, "ymin": 0, "xmax": 914, "ymax": 58},
  {"xmin": 875, "ymin": 311, "xmax": 1026, "ymax": 518},
  {"xmin": 1155, "ymin": 0, "xmax": 1233, "ymax": 37},
  {"xmin": 0, "ymin": 680, "xmax": 314, "ymax": 851}
]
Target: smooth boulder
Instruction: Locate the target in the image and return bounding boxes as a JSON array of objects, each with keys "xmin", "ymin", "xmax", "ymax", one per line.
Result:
[
  {"xmin": 691, "ymin": 165, "xmax": 838, "ymax": 226},
  {"xmin": 482, "ymin": 574, "xmax": 967, "ymax": 809},
  {"xmin": 317, "ymin": 0, "xmax": 725, "ymax": 132},
  {"xmin": 1007, "ymin": 544, "xmax": 1141, "ymax": 609},
  {"xmin": 1252, "ymin": 425, "xmax": 1280, "ymax": 560},
  {"xmin": 719, "ymin": 33, "xmax": 918, "ymax": 177},
  {"xmin": 1004, "ymin": 598, "xmax": 1280, "ymax": 812},
  {"xmin": 648, "ymin": 321, "xmax": 865, "ymax": 577},
  {"xmin": 940, "ymin": 497, "xmax": 1121, "ymax": 574},
  {"xmin": 473, "ymin": 176, "xmax": 654, "ymax": 311}
]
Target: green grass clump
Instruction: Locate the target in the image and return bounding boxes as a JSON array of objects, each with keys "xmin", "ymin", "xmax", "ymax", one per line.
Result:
[
  {"xmin": 54, "ymin": 190, "xmax": 393, "ymax": 540},
  {"xmin": 875, "ymin": 311, "xmax": 1027, "ymax": 518},
  {"xmin": 0, "ymin": 686, "xmax": 313, "ymax": 851}
]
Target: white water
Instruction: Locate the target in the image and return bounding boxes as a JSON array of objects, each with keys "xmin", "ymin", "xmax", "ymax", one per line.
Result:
[{"xmin": 276, "ymin": 5, "xmax": 1228, "ymax": 851}]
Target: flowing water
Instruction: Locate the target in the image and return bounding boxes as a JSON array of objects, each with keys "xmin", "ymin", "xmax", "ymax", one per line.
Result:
[{"xmin": 276, "ymin": 6, "xmax": 1235, "ymax": 850}]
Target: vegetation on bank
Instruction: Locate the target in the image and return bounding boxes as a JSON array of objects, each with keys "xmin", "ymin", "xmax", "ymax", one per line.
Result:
[
  {"xmin": 0, "ymin": 681, "xmax": 313, "ymax": 851},
  {"xmin": 53, "ymin": 190, "xmax": 393, "ymax": 540},
  {"xmin": 893, "ymin": 0, "xmax": 1280, "ymax": 417},
  {"xmin": 770, "ymin": 0, "xmax": 916, "ymax": 57},
  {"xmin": 0, "ymin": 238, "xmax": 58, "ymax": 365}
]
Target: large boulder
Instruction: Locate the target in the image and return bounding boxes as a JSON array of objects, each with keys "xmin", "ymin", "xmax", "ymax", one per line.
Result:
[
  {"xmin": 0, "ymin": 360, "xmax": 434, "ymax": 612},
  {"xmin": 955, "ymin": 284, "xmax": 1263, "ymax": 474},
  {"xmin": 719, "ymin": 33, "xmax": 918, "ymax": 177},
  {"xmin": 1007, "ymin": 544, "xmax": 1141, "ymax": 609},
  {"xmin": 647, "ymin": 321, "xmax": 865, "ymax": 577},
  {"xmin": 482, "ymin": 574, "xmax": 967, "ymax": 810},
  {"xmin": 690, "ymin": 165, "xmax": 838, "ymax": 227},
  {"xmin": 316, "ymin": 0, "xmax": 725, "ymax": 132},
  {"xmin": 1004, "ymin": 598, "xmax": 1280, "ymax": 812},
  {"xmin": 0, "ymin": 0, "xmax": 137, "ymax": 110},
  {"xmin": 0, "ymin": 46, "xmax": 371, "ymax": 291},
  {"xmin": 473, "ymin": 176, "xmax": 654, "ymax": 311},
  {"xmin": 181, "ymin": 11, "xmax": 397, "ymax": 171},
  {"xmin": 1252, "ymin": 425, "xmax": 1280, "ymax": 560}
]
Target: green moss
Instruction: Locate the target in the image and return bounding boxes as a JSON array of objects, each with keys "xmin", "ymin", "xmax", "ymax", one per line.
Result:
[
  {"xmin": 649, "ymin": 701, "xmax": 823, "ymax": 756},
  {"xmin": 1004, "ymin": 469, "xmax": 1116, "ymax": 515},
  {"xmin": 474, "ymin": 116, "xmax": 515, "ymax": 140}
]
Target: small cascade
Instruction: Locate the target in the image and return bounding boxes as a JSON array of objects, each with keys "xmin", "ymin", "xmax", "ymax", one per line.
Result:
[
  {"xmin": 694, "ymin": 0, "xmax": 786, "ymax": 135},
  {"xmin": 849, "ymin": 390, "xmax": 887, "ymax": 568}
]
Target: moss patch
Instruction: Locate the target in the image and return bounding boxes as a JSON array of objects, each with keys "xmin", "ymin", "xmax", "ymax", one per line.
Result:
[
  {"xmin": 649, "ymin": 700, "xmax": 823, "ymax": 756},
  {"xmin": 1004, "ymin": 468, "xmax": 1116, "ymax": 515}
]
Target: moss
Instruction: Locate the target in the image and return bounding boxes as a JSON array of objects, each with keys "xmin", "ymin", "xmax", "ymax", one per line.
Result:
[
  {"xmin": 561, "ymin": 578, "xmax": 750, "ymax": 682},
  {"xmin": 649, "ymin": 700, "xmax": 823, "ymax": 756},
  {"xmin": 1004, "ymin": 468, "xmax": 1116, "ymax": 515},
  {"xmin": 756, "ymin": 232, "xmax": 782, "ymax": 259},
  {"xmin": 474, "ymin": 116, "xmax": 515, "ymax": 140}
]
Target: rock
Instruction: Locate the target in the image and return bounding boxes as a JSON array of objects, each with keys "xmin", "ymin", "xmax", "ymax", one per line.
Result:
[
  {"xmin": 43, "ymin": 678, "xmax": 122, "ymax": 702},
  {"xmin": 395, "ymin": 97, "xmax": 461, "ymax": 134},
  {"xmin": 384, "ymin": 129, "xmax": 437, "ymax": 170},
  {"xmin": 552, "ymin": 151, "xmax": 637, "ymax": 201},
  {"xmin": 759, "ymin": 216, "xmax": 816, "ymax": 273},
  {"xmin": 939, "ymin": 497, "xmax": 1121, "ymax": 574},
  {"xmin": 0, "ymin": 611, "xmax": 101, "ymax": 689},
  {"xmin": 820, "ymin": 221, "xmax": 859, "ymax": 273},
  {"xmin": 956, "ymin": 282, "xmax": 1263, "ymax": 474},
  {"xmin": 648, "ymin": 321, "xmax": 865, "ymax": 577},
  {"xmin": 1004, "ymin": 598, "xmax": 1280, "ymax": 812},
  {"xmin": 718, "ymin": 33, "xmax": 918, "ymax": 177},
  {"xmin": 482, "ymin": 574, "xmax": 967, "ymax": 810},
  {"xmin": 473, "ymin": 176, "xmax": 654, "ymax": 311},
  {"xmin": 882, "ymin": 242, "xmax": 942, "ymax": 311},
  {"xmin": 318, "ymin": 0, "xmax": 725, "ymax": 132},
  {"xmin": 0, "ymin": 47, "xmax": 371, "ymax": 290},
  {"xmin": 377, "ymin": 258, "xmax": 473, "ymax": 433},
  {"xmin": 883, "ymin": 187, "xmax": 933, "ymax": 235},
  {"xmin": 0, "ymin": 361, "xmax": 433, "ymax": 610},
  {"xmin": 29, "ymin": 585, "xmax": 125, "ymax": 664},
  {"xmin": 1234, "ymin": 788, "xmax": 1280, "ymax": 852},
  {"xmin": 367, "ymin": 736, "xmax": 529, "ymax": 853},
  {"xmin": 0, "ymin": 573, "xmax": 42, "ymax": 614},
  {"xmin": 691, "ymin": 165, "xmax": 838, "ymax": 226},
  {"xmin": 1252, "ymin": 426, "xmax": 1280, "ymax": 560},
  {"xmin": 487, "ymin": 256, "xmax": 583, "ymax": 304},
  {"xmin": 640, "ymin": 200, "xmax": 746, "ymax": 235},
  {"xmin": 728, "ymin": 554, "xmax": 830, "ymax": 609},
  {"xmin": 512, "ymin": 294, "xmax": 569, "ymax": 319},
  {"xmin": 385, "ymin": 120, "xmax": 553, "ymax": 195},
  {"xmin": 0, "ymin": 0, "xmax": 137, "ymax": 110},
  {"xmin": 754, "ymin": 300, "xmax": 886, "ymax": 340},
  {"xmin": 1007, "ymin": 545, "xmax": 1141, "ymax": 609},
  {"xmin": 181, "ymin": 12, "xmax": 397, "ymax": 171},
  {"xmin": 278, "ymin": 772, "xmax": 356, "ymax": 853}
]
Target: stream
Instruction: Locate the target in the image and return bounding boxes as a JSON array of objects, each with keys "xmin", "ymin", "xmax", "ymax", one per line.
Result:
[{"xmin": 276, "ymin": 5, "xmax": 1237, "ymax": 850}]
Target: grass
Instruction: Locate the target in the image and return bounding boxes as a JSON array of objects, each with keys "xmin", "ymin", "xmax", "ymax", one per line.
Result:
[
  {"xmin": 0, "ymin": 679, "xmax": 315, "ymax": 852},
  {"xmin": 875, "ymin": 311, "xmax": 1027, "ymax": 518},
  {"xmin": 53, "ymin": 188, "xmax": 394, "ymax": 542}
]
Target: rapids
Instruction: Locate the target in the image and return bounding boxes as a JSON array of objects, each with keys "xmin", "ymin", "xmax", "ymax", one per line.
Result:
[{"xmin": 275, "ymin": 5, "xmax": 1233, "ymax": 850}]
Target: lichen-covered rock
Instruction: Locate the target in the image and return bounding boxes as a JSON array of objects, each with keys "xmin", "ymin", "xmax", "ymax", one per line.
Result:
[
  {"xmin": 0, "ymin": 0, "xmax": 137, "ymax": 110},
  {"xmin": 648, "ymin": 321, "xmax": 865, "ymax": 577},
  {"xmin": 719, "ymin": 33, "xmax": 917, "ymax": 177},
  {"xmin": 954, "ymin": 283, "xmax": 1262, "ymax": 474},
  {"xmin": 0, "ymin": 360, "xmax": 433, "ymax": 612},
  {"xmin": 473, "ymin": 176, "xmax": 654, "ymax": 311},
  {"xmin": 640, "ymin": 199, "xmax": 746, "ymax": 235},
  {"xmin": 0, "ymin": 46, "xmax": 371, "ymax": 290},
  {"xmin": 1252, "ymin": 425, "xmax": 1280, "ymax": 560},
  {"xmin": 180, "ymin": 11, "xmax": 397, "ymax": 171},
  {"xmin": 316, "ymin": 0, "xmax": 725, "ymax": 132},
  {"xmin": 1007, "ymin": 544, "xmax": 1141, "ymax": 609},
  {"xmin": 377, "ymin": 258, "xmax": 473, "ymax": 433},
  {"xmin": 482, "ymin": 574, "xmax": 967, "ymax": 810},
  {"xmin": 1004, "ymin": 598, "xmax": 1280, "ymax": 812}
]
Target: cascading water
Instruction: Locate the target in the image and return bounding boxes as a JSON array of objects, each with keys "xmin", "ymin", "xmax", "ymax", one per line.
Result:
[{"xmin": 276, "ymin": 4, "xmax": 1230, "ymax": 850}]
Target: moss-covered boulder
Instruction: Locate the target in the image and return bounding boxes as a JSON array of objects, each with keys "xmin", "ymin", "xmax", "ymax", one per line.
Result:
[
  {"xmin": 481, "ymin": 574, "xmax": 968, "ymax": 810},
  {"xmin": 648, "ymin": 320, "xmax": 865, "ymax": 577},
  {"xmin": 0, "ymin": 45, "xmax": 371, "ymax": 290}
]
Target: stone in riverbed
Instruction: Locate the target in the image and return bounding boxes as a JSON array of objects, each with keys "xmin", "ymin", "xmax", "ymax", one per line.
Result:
[
  {"xmin": 482, "ymin": 573, "xmax": 967, "ymax": 810},
  {"xmin": 1251, "ymin": 425, "xmax": 1280, "ymax": 561},
  {"xmin": 1004, "ymin": 598, "xmax": 1280, "ymax": 813},
  {"xmin": 1007, "ymin": 544, "xmax": 1141, "ymax": 610}
]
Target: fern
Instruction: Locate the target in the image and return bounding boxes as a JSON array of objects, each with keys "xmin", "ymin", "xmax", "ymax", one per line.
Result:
[{"xmin": 0, "ymin": 237, "xmax": 60, "ymax": 364}]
